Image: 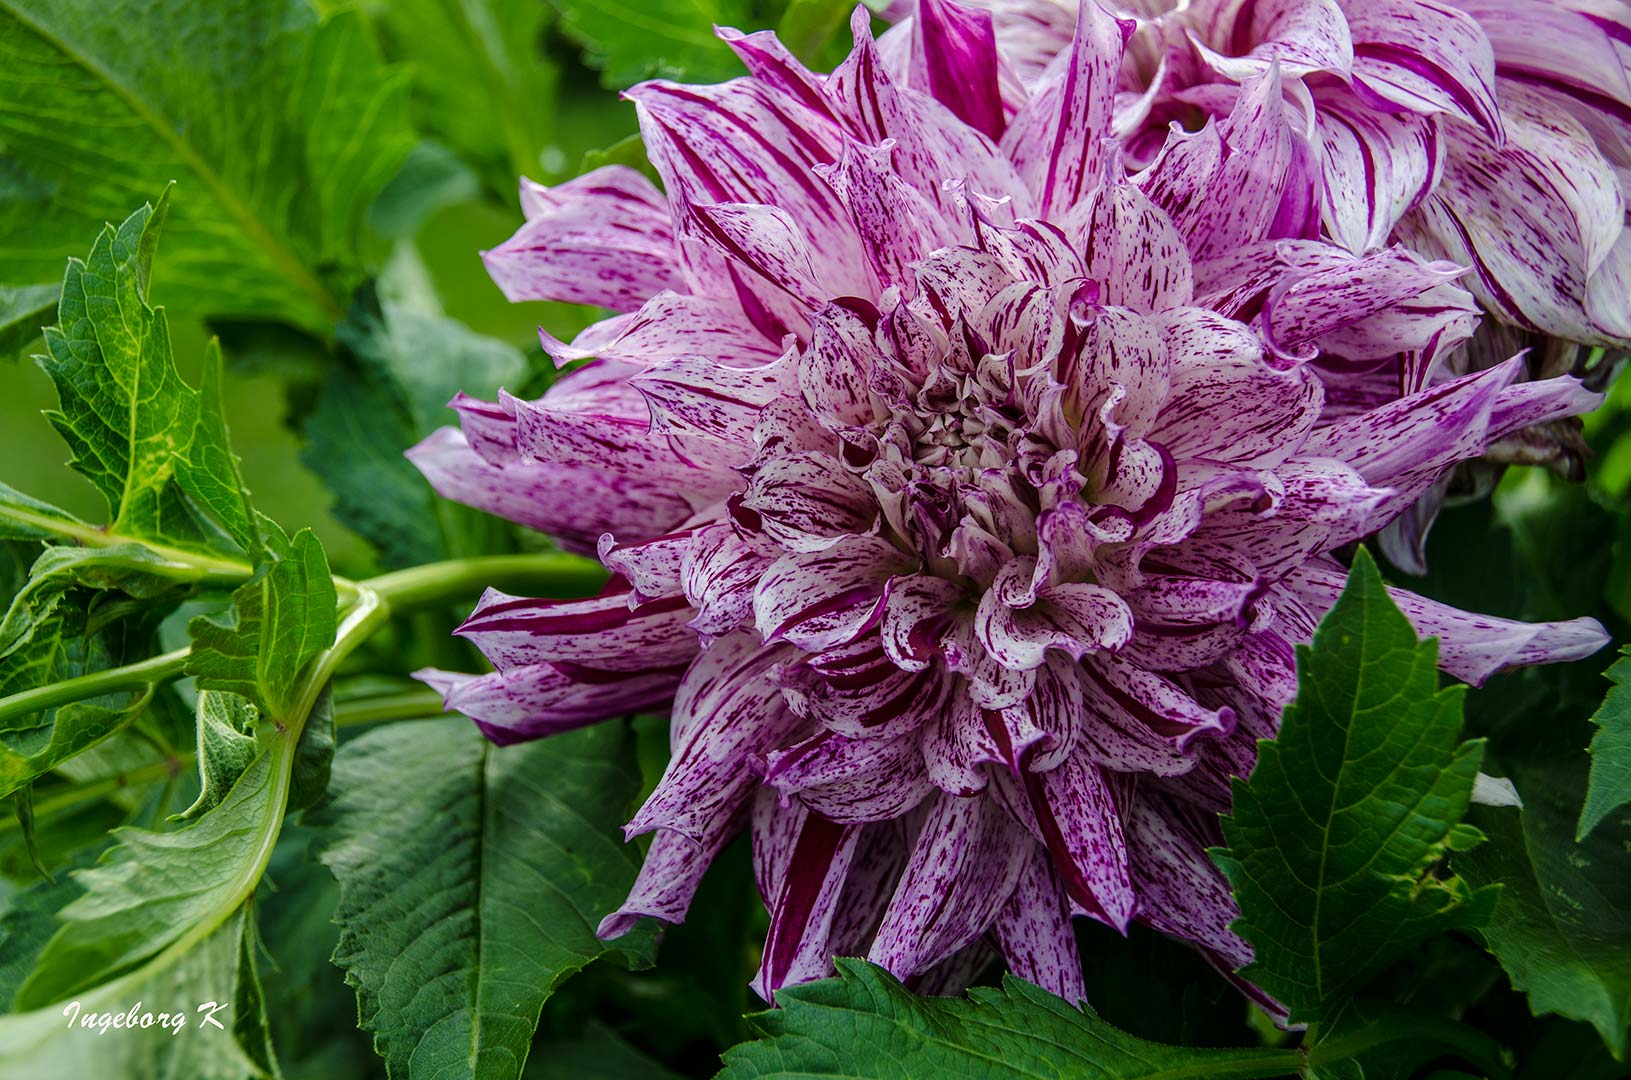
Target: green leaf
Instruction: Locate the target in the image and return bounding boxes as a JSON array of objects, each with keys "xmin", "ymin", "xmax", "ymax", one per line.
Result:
[
  {"xmin": 0, "ymin": 483, "xmax": 87, "ymax": 543},
  {"xmin": 1455, "ymin": 760, "xmax": 1631, "ymax": 1060},
  {"xmin": 0, "ymin": 840, "xmax": 103, "ymax": 1008},
  {"xmin": 302, "ymin": 291, "xmax": 527, "ymax": 567},
  {"xmin": 0, "ymin": 282, "xmax": 57, "ymax": 358},
  {"xmin": 578, "ymin": 133, "xmax": 659, "ymax": 185},
  {"xmin": 13, "ymin": 747, "xmax": 283, "ymax": 1009},
  {"xmin": 368, "ymin": 0, "xmax": 562, "ymax": 197},
  {"xmin": 0, "ymin": 905, "xmax": 276, "ymax": 1079},
  {"xmin": 547, "ymin": 0, "xmax": 757, "ymax": 87},
  {"xmin": 308, "ymin": 717, "xmax": 657, "ymax": 1080},
  {"xmin": 175, "ymin": 691, "xmax": 261, "ymax": 823},
  {"xmin": 37, "ymin": 194, "xmax": 257, "ymax": 557},
  {"xmin": 0, "ymin": 0, "xmax": 413, "ymax": 332},
  {"xmin": 523, "ymin": 1021, "xmax": 685, "ymax": 1080},
  {"xmin": 0, "ymin": 604, "xmax": 153, "ymax": 799},
  {"xmin": 715, "ymin": 959, "xmax": 1303, "ymax": 1080},
  {"xmin": 775, "ymin": 0, "xmax": 859, "ymax": 67},
  {"xmin": 1213, "ymin": 549, "xmax": 1499, "ymax": 1023},
  {"xmin": 187, "ymin": 526, "xmax": 338, "ymax": 723},
  {"xmin": 1578, "ymin": 647, "xmax": 1631, "ymax": 840},
  {"xmin": 0, "ymin": 542, "xmax": 196, "ymax": 661}
]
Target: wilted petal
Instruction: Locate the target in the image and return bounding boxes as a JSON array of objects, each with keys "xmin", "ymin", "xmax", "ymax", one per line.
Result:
[
  {"xmin": 455, "ymin": 586, "xmax": 698, "ymax": 673},
  {"xmin": 1125, "ymin": 789, "xmax": 1250, "ymax": 968},
  {"xmin": 597, "ymin": 811, "xmax": 743, "ymax": 939},
  {"xmin": 1283, "ymin": 560, "xmax": 1610, "ymax": 685},
  {"xmin": 754, "ymin": 803, "xmax": 863, "ymax": 1000}
]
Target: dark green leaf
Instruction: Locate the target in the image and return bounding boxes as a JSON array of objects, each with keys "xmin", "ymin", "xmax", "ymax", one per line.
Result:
[
  {"xmin": 1214, "ymin": 549, "xmax": 1499, "ymax": 1023},
  {"xmin": 1578, "ymin": 648, "xmax": 1631, "ymax": 840},
  {"xmin": 37, "ymin": 194, "xmax": 257, "ymax": 556},
  {"xmin": 578, "ymin": 133, "xmax": 658, "ymax": 184},
  {"xmin": 0, "ymin": 282, "xmax": 56, "ymax": 358},
  {"xmin": 288, "ymin": 684, "xmax": 335, "ymax": 813},
  {"xmin": 0, "ymin": 0, "xmax": 413, "ymax": 332},
  {"xmin": 369, "ymin": 141, "xmax": 481, "ymax": 240},
  {"xmin": 1455, "ymin": 760, "xmax": 1631, "ymax": 1060},
  {"xmin": 0, "ymin": 839, "xmax": 102, "ymax": 1009},
  {"xmin": 187, "ymin": 526, "xmax": 337, "ymax": 723},
  {"xmin": 309, "ymin": 717, "xmax": 657, "ymax": 1080},
  {"xmin": 0, "ymin": 604, "xmax": 152, "ymax": 799},
  {"xmin": 302, "ymin": 292, "xmax": 526, "ymax": 567},
  {"xmin": 548, "ymin": 0, "xmax": 756, "ymax": 87},
  {"xmin": 0, "ymin": 543, "xmax": 192, "ymax": 661},
  {"xmin": 524, "ymin": 1020, "xmax": 685, "ymax": 1080},
  {"xmin": 370, "ymin": 0, "xmax": 561, "ymax": 197},
  {"xmin": 716, "ymin": 959, "xmax": 1303, "ymax": 1080}
]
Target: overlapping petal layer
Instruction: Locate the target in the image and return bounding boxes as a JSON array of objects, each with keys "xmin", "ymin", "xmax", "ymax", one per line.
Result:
[{"xmin": 413, "ymin": 0, "xmax": 1610, "ymax": 1012}]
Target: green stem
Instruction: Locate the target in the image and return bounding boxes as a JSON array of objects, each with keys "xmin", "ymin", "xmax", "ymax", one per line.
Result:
[
  {"xmin": 333, "ymin": 689, "xmax": 448, "ymax": 728},
  {"xmin": 0, "ymin": 552, "xmax": 605, "ymax": 723},
  {"xmin": 1, "ymin": 754, "xmax": 193, "ymax": 836},
  {"xmin": 1306, "ymin": 1015, "xmax": 1508, "ymax": 1077},
  {"xmin": 365, "ymin": 552, "xmax": 606, "ymax": 610},
  {"xmin": 0, "ymin": 647, "xmax": 187, "ymax": 725},
  {"xmin": 0, "ymin": 505, "xmax": 254, "ymax": 585}
]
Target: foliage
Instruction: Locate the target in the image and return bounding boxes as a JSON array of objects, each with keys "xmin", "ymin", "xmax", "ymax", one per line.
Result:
[{"xmin": 1214, "ymin": 549, "xmax": 1498, "ymax": 1024}]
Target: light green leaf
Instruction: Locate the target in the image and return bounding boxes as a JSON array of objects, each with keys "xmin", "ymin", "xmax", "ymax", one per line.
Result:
[
  {"xmin": 1213, "ymin": 549, "xmax": 1499, "ymax": 1024},
  {"xmin": 1579, "ymin": 647, "xmax": 1631, "ymax": 840},
  {"xmin": 302, "ymin": 292, "xmax": 527, "ymax": 567},
  {"xmin": 13, "ymin": 747, "xmax": 282, "ymax": 1009},
  {"xmin": 0, "ymin": 0, "xmax": 413, "ymax": 332},
  {"xmin": 715, "ymin": 959, "xmax": 1303, "ymax": 1080},
  {"xmin": 309, "ymin": 717, "xmax": 657, "ymax": 1080},
  {"xmin": 0, "ymin": 905, "xmax": 274, "ymax": 1079},
  {"xmin": 0, "ymin": 543, "xmax": 196, "ymax": 661},
  {"xmin": 0, "ymin": 282, "xmax": 57, "ymax": 358},
  {"xmin": 175, "ymin": 691, "xmax": 260, "ymax": 823},
  {"xmin": 37, "ymin": 195, "xmax": 257, "ymax": 557},
  {"xmin": 0, "ymin": 605, "xmax": 152, "ymax": 800},
  {"xmin": 1456, "ymin": 760, "xmax": 1631, "ymax": 1060},
  {"xmin": 547, "ymin": 0, "xmax": 756, "ymax": 87},
  {"xmin": 186, "ymin": 527, "xmax": 337, "ymax": 724},
  {"xmin": 368, "ymin": 0, "xmax": 562, "ymax": 196}
]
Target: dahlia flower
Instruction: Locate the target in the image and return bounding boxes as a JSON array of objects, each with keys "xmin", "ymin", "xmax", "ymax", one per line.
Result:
[
  {"xmin": 945, "ymin": 0, "xmax": 1631, "ymax": 347},
  {"xmin": 410, "ymin": 1, "xmax": 1609, "ymax": 1007}
]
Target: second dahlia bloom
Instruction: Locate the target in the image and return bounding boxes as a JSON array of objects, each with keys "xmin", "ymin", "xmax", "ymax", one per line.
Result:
[
  {"xmin": 411, "ymin": 2, "xmax": 1607, "ymax": 1008},
  {"xmin": 948, "ymin": 0, "xmax": 1631, "ymax": 347}
]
